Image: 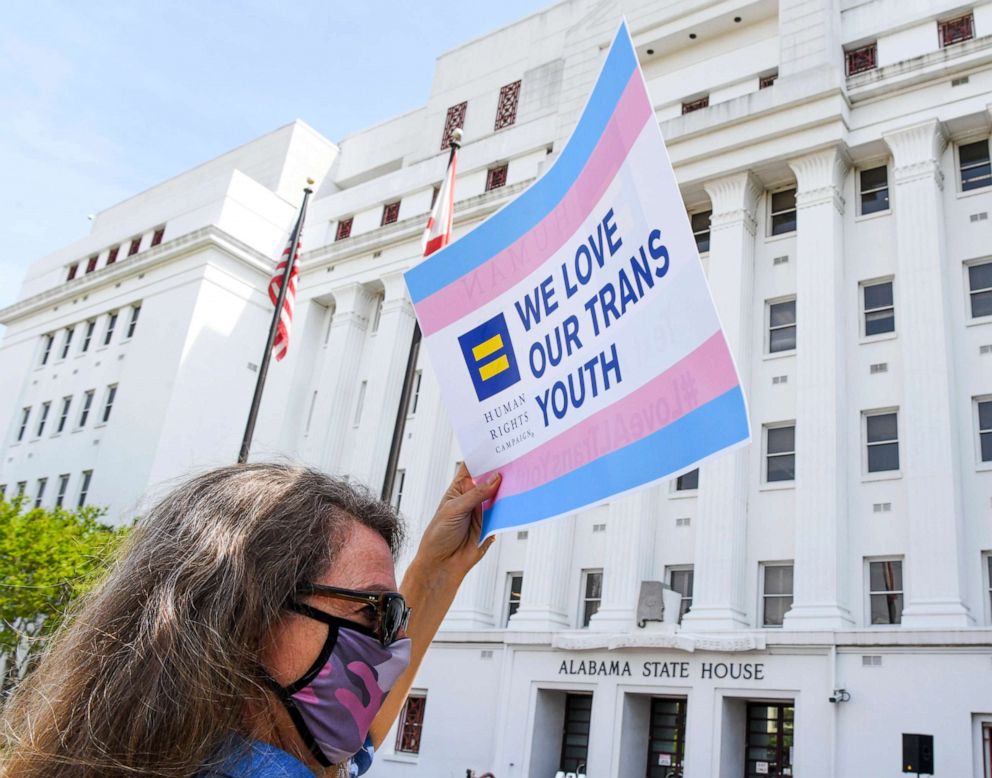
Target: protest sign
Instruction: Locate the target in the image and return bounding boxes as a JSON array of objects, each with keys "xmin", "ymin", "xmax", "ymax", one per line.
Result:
[{"xmin": 405, "ymin": 21, "xmax": 750, "ymax": 538}]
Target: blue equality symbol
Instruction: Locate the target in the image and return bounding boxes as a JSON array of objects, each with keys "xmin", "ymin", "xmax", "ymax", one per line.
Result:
[{"xmin": 457, "ymin": 312, "xmax": 522, "ymax": 402}]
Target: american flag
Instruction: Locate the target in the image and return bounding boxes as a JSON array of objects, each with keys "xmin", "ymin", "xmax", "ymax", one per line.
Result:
[
  {"xmin": 268, "ymin": 227, "xmax": 303, "ymax": 361},
  {"xmin": 422, "ymin": 141, "xmax": 458, "ymax": 257}
]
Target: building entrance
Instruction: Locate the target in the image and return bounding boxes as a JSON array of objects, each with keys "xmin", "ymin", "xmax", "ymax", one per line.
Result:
[
  {"xmin": 646, "ymin": 697, "xmax": 687, "ymax": 777},
  {"xmin": 744, "ymin": 702, "xmax": 794, "ymax": 777}
]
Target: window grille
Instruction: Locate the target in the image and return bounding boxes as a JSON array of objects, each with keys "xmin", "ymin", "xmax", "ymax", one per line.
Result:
[
  {"xmin": 441, "ymin": 101, "xmax": 467, "ymax": 150},
  {"xmin": 335, "ymin": 217, "xmax": 353, "ymax": 241},
  {"xmin": 939, "ymin": 13, "xmax": 974, "ymax": 47},
  {"xmin": 486, "ymin": 163, "xmax": 508, "ymax": 192},
  {"xmin": 494, "ymin": 80, "xmax": 521, "ymax": 130},
  {"xmin": 846, "ymin": 43, "xmax": 877, "ymax": 76},
  {"xmin": 381, "ymin": 201, "xmax": 400, "ymax": 226},
  {"xmin": 682, "ymin": 95, "xmax": 709, "ymax": 114}
]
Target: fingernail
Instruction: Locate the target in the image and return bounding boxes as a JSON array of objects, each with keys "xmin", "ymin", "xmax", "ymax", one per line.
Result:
[{"xmin": 487, "ymin": 472, "xmax": 501, "ymax": 486}]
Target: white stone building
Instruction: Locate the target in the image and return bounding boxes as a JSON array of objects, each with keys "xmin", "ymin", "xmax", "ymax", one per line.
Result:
[{"xmin": 3, "ymin": 0, "xmax": 992, "ymax": 775}]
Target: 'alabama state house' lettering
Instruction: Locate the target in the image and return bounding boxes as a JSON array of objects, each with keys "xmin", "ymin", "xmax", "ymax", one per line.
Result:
[{"xmin": 558, "ymin": 658, "xmax": 766, "ymax": 681}]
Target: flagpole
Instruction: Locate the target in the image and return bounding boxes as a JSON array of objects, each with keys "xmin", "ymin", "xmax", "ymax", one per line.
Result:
[
  {"xmin": 381, "ymin": 134, "xmax": 460, "ymax": 501},
  {"xmin": 238, "ymin": 181, "xmax": 314, "ymax": 464}
]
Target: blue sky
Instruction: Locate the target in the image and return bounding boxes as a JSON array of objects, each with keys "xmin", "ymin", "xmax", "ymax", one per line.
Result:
[{"xmin": 0, "ymin": 0, "xmax": 553, "ymax": 311}]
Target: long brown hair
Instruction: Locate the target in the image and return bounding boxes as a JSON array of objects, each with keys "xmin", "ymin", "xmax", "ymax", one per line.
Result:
[{"xmin": 0, "ymin": 463, "xmax": 403, "ymax": 777}]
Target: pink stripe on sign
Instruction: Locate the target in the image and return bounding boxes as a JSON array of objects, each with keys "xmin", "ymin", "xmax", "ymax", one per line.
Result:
[
  {"xmin": 479, "ymin": 332, "xmax": 739, "ymax": 499},
  {"xmin": 416, "ymin": 71, "xmax": 652, "ymax": 337}
]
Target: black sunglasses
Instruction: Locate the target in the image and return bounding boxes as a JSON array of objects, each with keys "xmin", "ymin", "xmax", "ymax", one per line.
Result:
[{"xmin": 296, "ymin": 583, "xmax": 411, "ymax": 647}]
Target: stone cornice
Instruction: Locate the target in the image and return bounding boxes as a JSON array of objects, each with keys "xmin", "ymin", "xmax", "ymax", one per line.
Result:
[
  {"xmin": 552, "ymin": 631, "xmax": 768, "ymax": 653},
  {"xmin": 0, "ymin": 226, "xmax": 274, "ymax": 325},
  {"xmin": 302, "ymin": 179, "xmax": 533, "ymax": 271}
]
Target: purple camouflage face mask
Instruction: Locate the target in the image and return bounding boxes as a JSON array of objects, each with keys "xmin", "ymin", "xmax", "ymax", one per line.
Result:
[{"xmin": 279, "ymin": 615, "xmax": 412, "ymax": 767}]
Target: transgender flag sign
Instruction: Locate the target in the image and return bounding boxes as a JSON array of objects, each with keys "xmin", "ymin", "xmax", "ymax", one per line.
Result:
[{"xmin": 405, "ymin": 21, "xmax": 750, "ymax": 539}]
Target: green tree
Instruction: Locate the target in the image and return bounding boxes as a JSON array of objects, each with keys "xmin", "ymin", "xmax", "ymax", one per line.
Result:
[{"xmin": 0, "ymin": 496, "xmax": 128, "ymax": 693}]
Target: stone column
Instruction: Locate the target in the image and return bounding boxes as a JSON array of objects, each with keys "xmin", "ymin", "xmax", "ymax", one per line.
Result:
[
  {"xmin": 444, "ymin": 541, "xmax": 500, "ymax": 629},
  {"xmin": 783, "ymin": 146, "xmax": 854, "ymax": 629},
  {"xmin": 308, "ymin": 284, "xmax": 374, "ymax": 475},
  {"xmin": 882, "ymin": 120, "xmax": 972, "ymax": 627},
  {"xmin": 587, "ymin": 488, "xmax": 656, "ymax": 631},
  {"xmin": 509, "ymin": 521, "xmax": 575, "ymax": 630},
  {"xmin": 350, "ymin": 271, "xmax": 417, "ymax": 492},
  {"xmin": 681, "ymin": 171, "xmax": 760, "ymax": 632}
]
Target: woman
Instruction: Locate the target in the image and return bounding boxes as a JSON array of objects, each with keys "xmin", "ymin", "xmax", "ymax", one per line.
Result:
[{"xmin": 0, "ymin": 462, "xmax": 500, "ymax": 777}]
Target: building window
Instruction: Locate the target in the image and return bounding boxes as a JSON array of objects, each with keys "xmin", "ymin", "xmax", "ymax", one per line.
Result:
[
  {"xmin": 494, "ymin": 80, "xmax": 522, "ymax": 131},
  {"xmin": 381, "ymin": 201, "xmax": 401, "ymax": 226},
  {"xmin": 36, "ymin": 402, "xmax": 51, "ymax": 437},
  {"xmin": 691, "ymin": 210, "xmax": 711, "ymax": 253},
  {"xmin": 859, "ymin": 165, "xmax": 889, "ymax": 214},
  {"xmin": 745, "ymin": 702, "xmax": 794, "ymax": 777},
  {"xmin": 865, "ymin": 411, "xmax": 899, "ymax": 473},
  {"xmin": 34, "ymin": 478, "xmax": 47, "ymax": 509},
  {"xmin": 353, "ymin": 381, "xmax": 367, "ymax": 426},
  {"xmin": 845, "ymin": 42, "xmax": 877, "ymax": 75},
  {"xmin": 441, "ymin": 101, "xmax": 467, "ymax": 150},
  {"xmin": 16, "ymin": 482, "xmax": 27, "ymax": 497},
  {"xmin": 978, "ymin": 398, "xmax": 992, "ymax": 463},
  {"xmin": 766, "ymin": 424, "xmax": 796, "ymax": 482},
  {"xmin": 40, "ymin": 333, "xmax": 54, "ymax": 366},
  {"xmin": 960, "ymin": 139, "xmax": 991, "ymax": 191},
  {"xmin": 151, "ymin": 227, "xmax": 165, "ymax": 246},
  {"xmin": 66, "ymin": 263, "xmax": 79, "ymax": 281},
  {"xmin": 430, "ymin": 186, "xmax": 440, "ymax": 209},
  {"xmin": 559, "ymin": 694, "xmax": 592, "ymax": 774},
  {"xmin": 580, "ymin": 569, "xmax": 603, "ymax": 627},
  {"xmin": 60, "ymin": 327, "xmax": 75, "ymax": 359},
  {"xmin": 969, "ymin": 261, "xmax": 992, "ymax": 318},
  {"xmin": 335, "ymin": 217, "xmax": 353, "ymax": 241},
  {"xmin": 126, "ymin": 305, "xmax": 141, "ymax": 339},
  {"xmin": 675, "ymin": 468, "xmax": 699, "ymax": 492},
  {"xmin": 768, "ymin": 299, "xmax": 797, "ymax": 353},
  {"xmin": 862, "ymin": 280, "xmax": 895, "ymax": 336},
  {"xmin": 391, "ymin": 469, "xmax": 406, "ymax": 511},
  {"xmin": 868, "ymin": 559, "xmax": 903, "ymax": 624},
  {"xmin": 486, "ymin": 163, "xmax": 508, "ymax": 192},
  {"xmin": 939, "ymin": 12, "xmax": 974, "ymax": 47},
  {"xmin": 759, "ymin": 71, "xmax": 778, "ymax": 89},
  {"xmin": 682, "ymin": 95, "xmax": 709, "ymax": 114},
  {"xmin": 78, "ymin": 470, "xmax": 93, "ymax": 508},
  {"xmin": 102, "ymin": 385, "xmax": 117, "ymax": 424},
  {"xmin": 395, "ymin": 693, "xmax": 427, "ymax": 754},
  {"xmin": 127, "ymin": 237, "xmax": 142, "ymax": 256},
  {"xmin": 106, "ymin": 245, "xmax": 120, "ymax": 265},
  {"xmin": 505, "ymin": 573, "xmax": 523, "ymax": 625},
  {"xmin": 770, "ymin": 188, "xmax": 797, "ymax": 235},
  {"xmin": 57, "ymin": 396, "xmax": 72, "ymax": 433},
  {"xmin": 668, "ymin": 567, "xmax": 694, "ymax": 622},
  {"xmin": 647, "ymin": 697, "xmax": 687, "ymax": 776},
  {"xmin": 16, "ymin": 407, "xmax": 30, "ymax": 442},
  {"xmin": 55, "ymin": 474, "xmax": 70, "ymax": 508},
  {"xmin": 408, "ymin": 370, "xmax": 423, "ymax": 416},
  {"xmin": 81, "ymin": 320, "xmax": 96, "ymax": 352},
  {"xmin": 104, "ymin": 311, "xmax": 118, "ymax": 346},
  {"xmin": 79, "ymin": 390, "xmax": 95, "ymax": 427},
  {"xmin": 85, "ymin": 254, "xmax": 98, "ymax": 274},
  {"xmin": 762, "ymin": 564, "xmax": 794, "ymax": 627},
  {"xmin": 0, "ymin": 484, "xmax": 6, "ymax": 500}
]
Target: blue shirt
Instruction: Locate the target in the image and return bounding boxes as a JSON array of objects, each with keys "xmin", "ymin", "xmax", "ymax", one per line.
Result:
[{"xmin": 201, "ymin": 734, "xmax": 375, "ymax": 778}]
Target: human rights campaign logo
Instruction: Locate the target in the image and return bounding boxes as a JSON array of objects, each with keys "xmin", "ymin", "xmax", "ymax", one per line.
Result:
[{"xmin": 458, "ymin": 313, "xmax": 521, "ymax": 402}]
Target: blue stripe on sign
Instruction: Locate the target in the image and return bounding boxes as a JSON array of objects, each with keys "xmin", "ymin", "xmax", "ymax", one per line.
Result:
[
  {"xmin": 481, "ymin": 385, "xmax": 749, "ymax": 536},
  {"xmin": 406, "ymin": 22, "xmax": 637, "ymax": 303}
]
